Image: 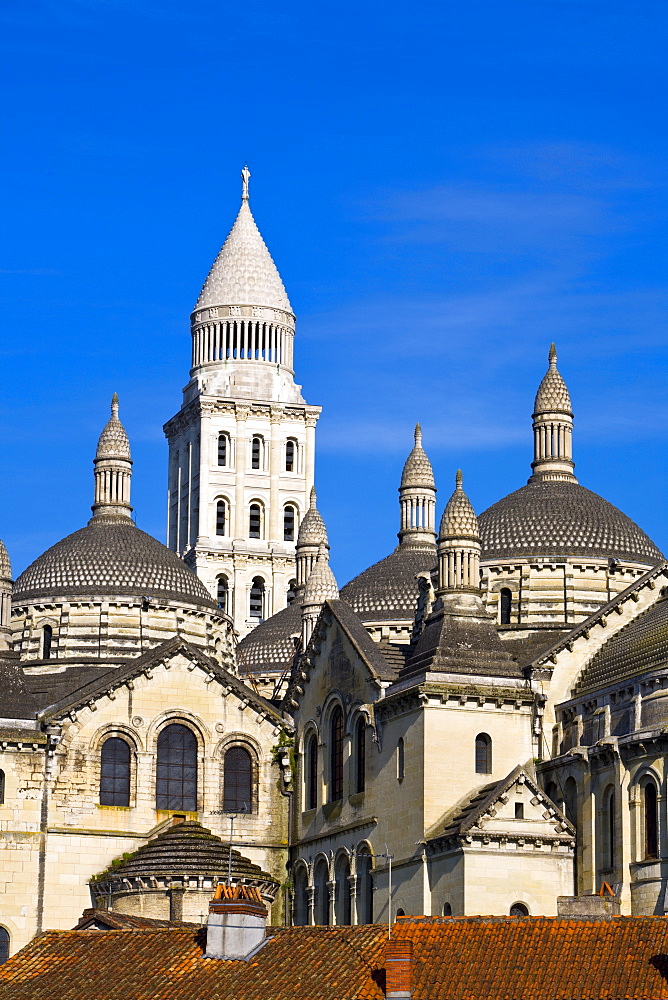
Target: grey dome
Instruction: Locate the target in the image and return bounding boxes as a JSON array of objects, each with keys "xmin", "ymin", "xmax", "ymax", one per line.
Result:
[
  {"xmin": 237, "ymin": 600, "xmax": 302, "ymax": 676},
  {"xmin": 13, "ymin": 516, "xmax": 217, "ymax": 609},
  {"xmin": 479, "ymin": 480, "xmax": 663, "ymax": 565},
  {"xmin": 340, "ymin": 543, "xmax": 436, "ymax": 622}
]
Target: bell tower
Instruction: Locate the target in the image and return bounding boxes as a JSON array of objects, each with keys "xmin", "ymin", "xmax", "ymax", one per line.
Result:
[{"xmin": 164, "ymin": 169, "xmax": 321, "ymax": 638}]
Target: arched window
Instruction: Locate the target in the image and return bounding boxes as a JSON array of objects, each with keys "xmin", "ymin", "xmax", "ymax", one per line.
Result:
[
  {"xmin": 602, "ymin": 785, "xmax": 616, "ymax": 871},
  {"xmin": 510, "ymin": 902, "xmax": 529, "ymax": 916},
  {"xmin": 334, "ymin": 854, "xmax": 352, "ymax": 926},
  {"xmin": 43, "ymin": 625, "xmax": 53, "ymax": 660},
  {"xmin": 0, "ymin": 770, "xmax": 4, "ymax": 806},
  {"xmin": 100, "ymin": 737, "xmax": 131, "ymax": 807},
  {"xmin": 356, "ymin": 847, "xmax": 373, "ymax": 924},
  {"xmin": 215, "ymin": 500, "xmax": 227, "ymax": 536},
  {"xmin": 223, "ymin": 745, "xmax": 253, "ymax": 813},
  {"xmin": 500, "ymin": 588, "xmax": 512, "ymax": 625},
  {"xmin": 0, "ymin": 928, "xmax": 9, "ymax": 965},
  {"xmin": 329, "ymin": 706, "xmax": 344, "ymax": 802},
  {"xmin": 249, "ymin": 577, "xmax": 265, "ymax": 619},
  {"xmin": 286, "ymin": 579, "xmax": 297, "ymax": 605},
  {"xmin": 293, "ymin": 866, "xmax": 309, "ymax": 926},
  {"xmin": 644, "ymin": 781, "xmax": 658, "ymax": 860},
  {"xmin": 396, "ymin": 908, "xmax": 405, "ymax": 917},
  {"xmin": 314, "ymin": 858, "xmax": 330, "ymax": 925},
  {"xmin": 443, "ymin": 902, "xmax": 452, "ymax": 916},
  {"xmin": 563, "ymin": 776, "xmax": 577, "ymax": 828},
  {"xmin": 285, "ymin": 439, "xmax": 296, "ymax": 472},
  {"xmin": 397, "ymin": 737, "xmax": 405, "ymax": 781},
  {"xmin": 217, "ymin": 433, "xmax": 228, "ymax": 467},
  {"xmin": 216, "ymin": 575, "xmax": 229, "ymax": 613},
  {"xmin": 305, "ymin": 733, "xmax": 318, "ymax": 810},
  {"xmin": 355, "ymin": 717, "xmax": 366, "ymax": 794},
  {"xmin": 283, "ymin": 504, "xmax": 297, "ymax": 541},
  {"xmin": 249, "ymin": 503, "xmax": 262, "ymax": 538},
  {"xmin": 251, "ymin": 436, "xmax": 262, "ymax": 470},
  {"xmin": 475, "ymin": 733, "xmax": 492, "ymax": 774},
  {"xmin": 156, "ymin": 724, "xmax": 197, "ymax": 812}
]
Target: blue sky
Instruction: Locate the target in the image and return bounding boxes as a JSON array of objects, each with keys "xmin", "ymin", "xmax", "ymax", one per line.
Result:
[{"xmin": 2, "ymin": 0, "xmax": 667, "ymax": 585}]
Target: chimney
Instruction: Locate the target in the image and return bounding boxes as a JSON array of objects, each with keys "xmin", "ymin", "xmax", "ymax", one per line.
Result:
[
  {"xmin": 385, "ymin": 939, "xmax": 412, "ymax": 1000},
  {"xmin": 205, "ymin": 884, "xmax": 268, "ymax": 961}
]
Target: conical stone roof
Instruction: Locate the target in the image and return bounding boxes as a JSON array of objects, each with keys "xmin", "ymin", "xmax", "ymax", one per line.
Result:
[
  {"xmin": 534, "ymin": 344, "xmax": 572, "ymax": 414},
  {"xmin": 195, "ymin": 200, "xmax": 292, "ymax": 314},
  {"xmin": 0, "ymin": 540, "xmax": 11, "ymax": 582},
  {"xmin": 91, "ymin": 820, "xmax": 278, "ymax": 889},
  {"xmin": 297, "ymin": 488, "xmax": 328, "ymax": 548},
  {"xmin": 400, "ymin": 424, "xmax": 435, "ymax": 489},
  {"xmin": 303, "ymin": 545, "xmax": 338, "ymax": 605},
  {"xmin": 440, "ymin": 471, "xmax": 478, "ymax": 539},
  {"xmin": 96, "ymin": 394, "xmax": 131, "ymax": 461}
]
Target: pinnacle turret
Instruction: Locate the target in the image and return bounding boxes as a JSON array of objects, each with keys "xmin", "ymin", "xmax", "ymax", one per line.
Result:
[
  {"xmin": 530, "ymin": 344, "xmax": 576, "ymax": 483},
  {"xmin": 295, "ymin": 487, "xmax": 329, "ymax": 592},
  {"xmin": 398, "ymin": 423, "xmax": 436, "ymax": 548},
  {"xmin": 301, "ymin": 543, "xmax": 338, "ymax": 646},
  {"xmin": 437, "ymin": 470, "xmax": 481, "ymax": 594},
  {"xmin": 91, "ymin": 396, "xmax": 133, "ymax": 519}
]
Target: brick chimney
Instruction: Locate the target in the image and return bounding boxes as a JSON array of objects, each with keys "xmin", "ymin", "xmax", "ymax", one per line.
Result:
[
  {"xmin": 205, "ymin": 884, "xmax": 268, "ymax": 961},
  {"xmin": 385, "ymin": 939, "xmax": 413, "ymax": 999}
]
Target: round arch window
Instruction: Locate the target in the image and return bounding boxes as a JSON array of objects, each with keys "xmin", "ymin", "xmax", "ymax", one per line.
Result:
[{"xmin": 510, "ymin": 902, "xmax": 529, "ymax": 916}]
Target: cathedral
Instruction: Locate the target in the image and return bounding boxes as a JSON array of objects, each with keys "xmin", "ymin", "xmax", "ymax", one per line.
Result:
[{"xmin": 1, "ymin": 168, "xmax": 668, "ymax": 959}]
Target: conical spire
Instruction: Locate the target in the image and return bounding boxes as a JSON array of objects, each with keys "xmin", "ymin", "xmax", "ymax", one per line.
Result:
[
  {"xmin": 530, "ymin": 344, "xmax": 576, "ymax": 483},
  {"xmin": 0, "ymin": 539, "xmax": 11, "ymax": 582},
  {"xmin": 398, "ymin": 424, "xmax": 437, "ymax": 547},
  {"xmin": 194, "ymin": 168, "xmax": 292, "ymax": 314},
  {"xmin": 91, "ymin": 396, "xmax": 133, "ymax": 519},
  {"xmin": 301, "ymin": 543, "xmax": 338, "ymax": 646},
  {"xmin": 295, "ymin": 487, "xmax": 329, "ymax": 592},
  {"xmin": 437, "ymin": 470, "xmax": 481, "ymax": 594},
  {"xmin": 0, "ymin": 539, "xmax": 11, "ymax": 647}
]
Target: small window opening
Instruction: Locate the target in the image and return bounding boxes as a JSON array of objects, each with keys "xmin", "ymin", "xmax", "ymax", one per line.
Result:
[
  {"xmin": 217, "ymin": 433, "xmax": 228, "ymax": 467},
  {"xmin": 515, "ymin": 802, "xmax": 524, "ymax": 819},
  {"xmin": 285, "ymin": 439, "xmax": 296, "ymax": 472},
  {"xmin": 217, "ymin": 575, "xmax": 229, "ymax": 613},
  {"xmin": 251, "ymin": 436, "xmax": 261, "ymax": 470},
  {"xmin": 397, "ymin": 737, "xmax": 405, "ymax": 781},
  {"xmin": 249, "ymin": 577, "xmax": 265, "ymax": 619},
  {"xmin": 443, "ymin": 902, "xmax": 452, "ymax": 916},
  {"xmin": 0, "ymin": 928, "xmax": 9, "ymax": 965},
  {"xmin": 284, "ymin": 505, "xmax": 296, "ymax": 541},
  {"xmin": 0, "ymin": 770, "xmax": 5, "ymax": 806},
  {"xmin": 355, "ymin": 716, "xmax": 366, "ymax": 794},
  {"xmin": 249, "ymin": 503, "xmax": 262, "ymax": 538},
  {"xmin": 396, "ymin": 908, "xmax": 405, "ymax": 917},
  {"xmin": 286, "ymin": 579, "xmax": 297, "ymax": 605},
  {"xmin": 42, "ymin": 625, "xmax": 53, "ymax": 660},
  {"xmin": 306, "ymin": 733, "xmax": 318, "ymax": 810},
  {"xmin": 475, "ymin": 733, "xmax": 492, "ymax": 774},
  {"xmin": 500, "ymin": 588, "xmax": 512, "ymax": 625},
  {"xmin": 329, "ymin": 706, "xmax": 344, "ymax": 802},
  {"xmin": 644, "ymin": 782, "xmax": 658, "ymax": 859},
  {"xmin": 510, "ymin": 902, "xmax": 529, "ymax": 916},
  {"xmin": 216, "ymin": 500, "xmax": 227, "ymax": 536}
]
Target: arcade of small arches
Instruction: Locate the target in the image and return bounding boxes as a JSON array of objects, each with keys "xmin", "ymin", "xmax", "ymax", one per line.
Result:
[
  {"xmin": 215, "ymin": 432, "xmax": 302, "ymax": 475},
  {"xmin": 192, "ymin": 317, "xmax": 295, "ymax": 371},
  {"xmin": 213, "ymin": 496, "xmax": 300, "ymax": 543},
  {"xmin": 215, "ymin": 574, "xmax": 297, "ymax": 620},
  {"xmin": 292, "ymin": 844, "xmax": 374, "ymax": 926}
]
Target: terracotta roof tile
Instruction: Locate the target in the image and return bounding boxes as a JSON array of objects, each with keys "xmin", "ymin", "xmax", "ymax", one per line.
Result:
[{"xmin": 2, "ymin": 916, "xmax": 668, "ymax": 999}]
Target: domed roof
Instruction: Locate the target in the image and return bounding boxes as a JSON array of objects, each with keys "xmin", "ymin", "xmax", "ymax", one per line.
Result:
[
  {"xmin": 297, "ymin": 487, "xmax": 328, "ymax": 548},
  {"xmin": 440, "ymin": 471, "xmax": 478, "ymax": 539},
  {"xmin": 195, "ymin": 194, "xmax": 292, "ymax": 314},
  {"xmin": 303, "ymin": 544, "xmax": 338, "ymax": 606},
  {"xmin": 401, "ymin": 424, "xmax": 435, "ymax": 489},
  {"xmin": 13, "ymin": 516, "xmax": 217, "ymax": 609},
  {"xmin": 91, "ymin": 820, "xmax": 277, "ymax": 888},
  {"xmin": 96, "ymin": 394, "xmax": 131, "ymax": 460},
  {"xmin": 340, "ymin": 543, "xmax": 436, "ymax": 622},
  {"xmin": 534, "ymin": 344, "xmax": 572, "ymax": 414},
  {"xmin": 574, "ymin": 595, "xmax": 668, "ymax": 695},
  {"xmin": 237, "ymin": 600, "xmax": 302, "ymax": 676},
  {"xmin": 479, "ymin": 480, "xmax": 663, "ymax": 565}
]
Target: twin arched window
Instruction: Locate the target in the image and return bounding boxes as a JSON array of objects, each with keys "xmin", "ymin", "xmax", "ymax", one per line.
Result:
[
  {"xmin": 100, "ymin": 737, "xmax": 131, "ymax": 807},
  {"xmin": 217, "ymin": 575, "xmax": 229, "ymax": 613},
  {"xmin": 223, "ymin": 745, "xmax": 253, "ymax": 813},
  {"xmin": 249, "ymin": 577, "xmax": 265, "ymax": 619},
  {"xmin": 475, "ymin": 733, "xmax": 492, "ymax": 774},
  {"xmin": 156, "ymin": 724, "xmax": 197, "ymax": 812}
]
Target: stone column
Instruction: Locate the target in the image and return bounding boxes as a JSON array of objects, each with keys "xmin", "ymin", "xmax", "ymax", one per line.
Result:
[
  {"xmin": 304, "ymin": 413, "xmax": 318, "ymax": 494},
  {"xmin": 234, "ymin": 406, "xmax": 250, "ymax": 540},
  {"xmin": 327, "ymin": 879, "xmax": 337, "ymax": 925},
  {"xmin": 197, "ymin": 407, "xmax": 211, "ymax": 544}
]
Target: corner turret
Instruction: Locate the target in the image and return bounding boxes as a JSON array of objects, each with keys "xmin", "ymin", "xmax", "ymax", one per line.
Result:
[{"xmin": 530, "ymin": 344, "xmax": 576, "ymax": 483}]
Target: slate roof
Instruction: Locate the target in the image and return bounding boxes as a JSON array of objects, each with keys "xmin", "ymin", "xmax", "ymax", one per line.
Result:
[
  {"xmin": 479, "ymin": 479, "xmax": 663, "ymax": 565},
  {"xmin": 574, "ymin": 595, "xmax": 668, "ymax": 696},
  {"xmin": 91, "ymin": 820, "xmax": 277, "ymax": 890},
  {"xmin": 0, "ymin": 656, "xmax": 114, "ymax": 721},
  {"xmin": 13, "ymin": 516, "xmax": 217, "ymax": 609},
  {"xmin": 238, "ymin": 600, "xmax": 302, "ymax": 676},
  {"xmin": 5, "ymin": 916, "xmax": 668, "ymax": 999},
  {"xmin": 340, "ymin": 543, "xmax": 436, "ymax": 623},
  {"xmin": 195, "ymin": 200, "xmax": 292, "ymax": 313}
]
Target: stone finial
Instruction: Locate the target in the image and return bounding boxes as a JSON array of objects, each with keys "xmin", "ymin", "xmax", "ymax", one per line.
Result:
[
  {"xmin": 0, "ymin": 539, "xmax": 12, "ymax": 582},
  {"xmin": 111, "ymin": 392, "xmax": 119, "ymax": 416},
  {"xmin": 241, "ymin": 164, "xmax": 250, "ymax": 202},
  {"xmin": 439, "ymin": 470, "xmax": 478, "ymax": 541},
  {"xmin": 549, "ymin": 342, "xmax": 557, "ymax": 368},
  {"xmin": 456, "ymin": 469, "xmax": 463, "ymax": 489},
  {"xmin": 531, "ymin": 344, "xmax": 577, "ymax": 483},
  {"xmin": 92, "ymin": 397, "xmax": 133, "ymax": 519},
  {"xmin": 414, "ymin": 423, "xmax": 422, "ymax": 446}
]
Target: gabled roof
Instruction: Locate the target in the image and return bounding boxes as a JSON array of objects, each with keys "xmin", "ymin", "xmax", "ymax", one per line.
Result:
[
  {"xmin": 427, "ymin": 765, "xmax": 574, "ymax": 844},
  {"xmin": 39, "ymin": 636, "xmax": 286, "ymax": 728},
  {"xmin": 5, "ymin": 916, "xmax": 668, "ymax": 999}
]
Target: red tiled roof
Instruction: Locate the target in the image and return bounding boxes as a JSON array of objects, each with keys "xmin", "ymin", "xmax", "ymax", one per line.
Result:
[{"xmin": 2, "ymin": 915, "xmax": 668, "ymax": 999}]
